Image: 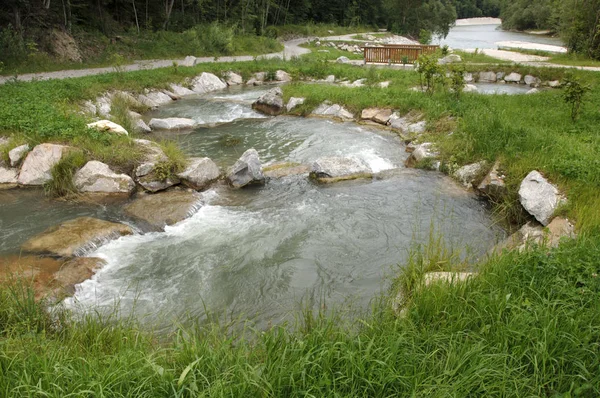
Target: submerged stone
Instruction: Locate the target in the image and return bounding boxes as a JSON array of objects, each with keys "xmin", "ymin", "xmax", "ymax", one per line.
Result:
[
  {"xmin": 21, "ymin": 216, "xmax": 133, "ymax": 257},
  {"xmin": 123, "ymin": 190, "xmax": 201, "ymax": 230}
]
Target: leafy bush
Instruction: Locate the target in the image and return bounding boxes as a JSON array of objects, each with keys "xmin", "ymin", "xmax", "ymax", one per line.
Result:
[{"xmin": 563, "ymin": 74, "xmax": 591, "ymax": 121}]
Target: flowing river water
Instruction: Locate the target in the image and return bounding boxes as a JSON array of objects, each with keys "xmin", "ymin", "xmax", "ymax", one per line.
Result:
[{"xmin": 1, "ymin": 86, "xmax": 505, "ymax": 331}]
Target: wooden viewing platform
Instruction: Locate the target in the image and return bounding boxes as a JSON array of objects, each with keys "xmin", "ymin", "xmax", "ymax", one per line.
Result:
[{"xmin": 363, "ymin": 45, "xmax": 439, "ymax": 64}]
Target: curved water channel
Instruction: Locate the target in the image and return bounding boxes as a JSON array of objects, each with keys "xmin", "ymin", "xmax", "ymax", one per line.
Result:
[{"xmin": 1, "ymin": 86, "xmax": 505, "ymax": 331}]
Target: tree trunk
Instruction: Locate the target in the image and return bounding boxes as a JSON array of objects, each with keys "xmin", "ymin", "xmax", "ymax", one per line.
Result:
[
  {"xmin": 132, "ymin": 0, "xmax": 140, "ymax": 34},
  {"xmin": 163, "ymin": 0, "xmax": 175, "ymax": 30}
]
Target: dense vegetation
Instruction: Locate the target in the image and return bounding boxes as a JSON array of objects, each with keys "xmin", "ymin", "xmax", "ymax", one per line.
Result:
[
  {"xmin": 1, "ymin": 230, "xmax": 598, "ymax": 396},
  {"xmin": 500, "ymin": 0, "xmax": 600, "ymax": 59}
]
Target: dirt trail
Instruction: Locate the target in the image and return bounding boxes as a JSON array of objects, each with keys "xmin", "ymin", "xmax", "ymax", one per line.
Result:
[{"xmin": 0, "ymin": 37, "xmax": 311, "ymax": 85}]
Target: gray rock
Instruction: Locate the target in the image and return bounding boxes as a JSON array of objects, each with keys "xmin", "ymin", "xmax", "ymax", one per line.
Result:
[
  {"xmin": 379, "ymin": 81, "xmax": 391, "ymax": 88},
  {"xmin": 0, "ymin": 165, "xmax": 18, "ymax": 184},
  {"xmin": 74, "ymin": 161, "xmax": 135, "ymax": 194},
  {"xmin": 95, "ymin": 96, "xmax": 112, "ymax": 117},
  {"xmin": 310, "ymin": 157, "xmax": 372, "ymax": 182},
  {"xmin": 9, "ymin": 144, "xmax": 30, "ymax": 167},
  {"xmin": 225, "ymin": 71, "xmax": 243, "ymax": 85},
  {"xmin": 406, "ymin": 143, "xmax": 439, "ymax": 169},
  {"xmin": 137, "ymin": 94, "xmax": 159, "ymax": 108},
  {"xmin": 526, "ymin": 88, "xmax": 540, "ymax": 95},
  {"xmin": 463, "ymin": 84, "xmax": 478, "ymax": 93},
  {"xmin": 407, "ymin": 121, "xmax": 427, "ymax": 134},
  {"xmin": 252, "ymin": 87, "xmax": 284, "ymax": 116},
  {"xmin": 275, "ymin": 70, "xmax": 292, "ymax": 82},
  {"xmin": 149, "ymin": 118, "xmax": 197, "ymax": 131},
  {"xmin": 169, "ymin": 84, "xmax": 195, "ymax": 97},
  {"xmin": 263, "ymin": 162, "xmax": 311, "ymax": 178},
  {"xmin": 87, "ymin": 120, "xmax": 128, "ymax": 135},
  {"xmin": 123, "ymin": 190, "xmax": 201, "ymax": 231},
  {"xmin": 477, "ymin": 161, "xmax": 506, "ymax": 199},
  {"xmin": 177, "ymin": 157, "xmax": 220, "ymax": 190},
  {"xmin": 463, "ymin": 72, "xmax": 474, "ymax": 83},
  {"xmin": 504, "ymin": 72, "xmax": 522, "ymax": 83},
  {"xmin": 524, "ymin": 75, "xmax": 541, "ymax": 87},
  {"xmin": 247, "ymin": 72, "xmax": 266, "ymax": 86},
  {"xmin": 286, "ymin": 97, "xmax": 305, "ymax": 112},
  {"xmin": 182, "ymin": 55, "xmax": 197, "ymax": 67},
  {"xmin": 81, "ymin": 100, "xmax": 97, "ymax": 115},
  {"xmin": 518, "ymin": 170, "xmax": 564, "ymax": 226},
  {"xmin": 438, "ymin": 54, "xmax": 462, "ymax": 64},
  {"xmin": 227, "ymin": 148, "xmax": 265, "ymax": 188},
  {"xmin": 336, "ymin": 56, "xmax": 350, "ymax": 64},
  {"xmin": 453, "ymin": 161, "xmax": 487, "ymax": 188},
  {"xmin": 311, "ymin": 102, "xmax": 354, "ymax": 120},
  {"xmin": 496, "ymin": 72, "xmax": 506, "ymax": 81},
  {"xmin": 479, "ymin": 71, "xmax": 497, "ymax": 83},
  {"xmin": 111, "ymin": 91, "xmax": 145, "ymax": 109},
  {"xmin": 491, "ymin": 217, "xmax": 576, "ymax": 254},
  {"xmin": 191, "ymin": 72, "xmax": 227, "ymax": 93},
  {"xmin": 133, "ymin": 139, "xmax": 178, "ymax": 193},
  {"xmin": 134, "ymin": 119, "xmax": 152, "ymax": 134},
  {"xmin": 547, "ymin": 80, "xmax": 561, "ymax": 88},
  {"xmin": 142, "ymin": 91, "xmax": 172, "ymax": 106},
  {"xmin": 324, "ymin": 75, "xmax": 335, "ymax": 83},
  {"xmin": 17, "ymin": 144, "xmax": 71, "ymax": 186}
]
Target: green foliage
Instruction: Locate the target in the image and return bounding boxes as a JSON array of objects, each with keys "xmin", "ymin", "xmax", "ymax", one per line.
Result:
[
  {"xmin": 448, "ymin": 64, "xmax": 466, "ymax": 99},
  {"xmin": 154, "ymin": 141, "xmax": 187, "ymax": 181},
  {"xmin": 418, "ymin": 29, "xmax": 432, "ymax": 45},
  {"xmin": 44, "ymin": 151, "xmax": 87, "ymax": 198},
  {"xmin": 416, "ymin": 53, "xmax": 444, "ymax": 95},
  {"xmin": 562, "ymin": 74, "xmax": 591, "ymax": 121}
]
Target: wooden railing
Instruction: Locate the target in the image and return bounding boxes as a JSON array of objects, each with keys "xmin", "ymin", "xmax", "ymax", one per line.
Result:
[{"xmin": 363, "ymin": 45, "xmax": 439, "ymax": 64}]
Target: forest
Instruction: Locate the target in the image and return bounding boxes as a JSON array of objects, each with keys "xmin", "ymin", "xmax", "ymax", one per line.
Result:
[{"xmin": 1, "ymin": 0, "xmax": 599, "ymax": 67}]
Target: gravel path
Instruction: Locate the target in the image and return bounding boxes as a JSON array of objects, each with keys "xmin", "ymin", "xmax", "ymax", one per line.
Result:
[{"xmin": 0, "ymin": 37, "xmax": 311, "ymax": 85}]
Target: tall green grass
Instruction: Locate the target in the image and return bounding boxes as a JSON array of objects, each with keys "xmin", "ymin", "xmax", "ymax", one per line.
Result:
[{"xmin": 1, "ymin": 232, "xmax": 599, "ymax": 396}]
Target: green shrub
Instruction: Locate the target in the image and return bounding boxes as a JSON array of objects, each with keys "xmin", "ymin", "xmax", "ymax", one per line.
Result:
[{"xmin": 563, "ymin": 74, "xmax": 591, "ymax": 121}]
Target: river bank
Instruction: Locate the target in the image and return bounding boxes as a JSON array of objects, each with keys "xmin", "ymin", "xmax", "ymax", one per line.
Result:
[{"xmin": 1, "ymin": 51, "xmax": 599, "ymax": 395}]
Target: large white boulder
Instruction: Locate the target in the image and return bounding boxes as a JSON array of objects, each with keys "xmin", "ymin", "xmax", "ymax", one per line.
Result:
[
  {"xmin": 504, "ymin": 72, "xmax": 522, "ymax": 83},
  {"xmin": 336, "ymin": 56, "xmax": 350, "ymax": 64},
  {"xmin": 225, "ymin": 71, "xmax": 243, "ymax": 86},
  {"xmin": 191, "ymin": 72, "xmax": 227, "ymax": 93},
  {"xmin": 17, "ymin": 144, "xmax": 70, "ymax": 186},
  {"xmin": 143, "ymin": 91, "xmax": 173, "ymax": 106},
  {"xmin": 286, "ymin": 97, "xmax": 305, "ymax": 112},
  {"xmin": 9, "ymin": 144, "xmax": 30, "ymax": 167},
  {"xmin": 74, "ymin": 161, "xmax": 135, "ymax": 194},
  {"xmin": 478, "ymin": 71, "xmax": 497, "ymax": 83},
  {"xmin": 518, "ymin": 170, "xmax": 564, "ymax": 226},
  {"xmin": 227, "ymin": 148, "xmax": 265, "ymax": 188},
  {"xmin": 311, "ymin": 102, "xmax": 354, "ymax": 121},
  {"xmin": 177, "ymin": 157, "xmax": 220, "ymax": 190},
  {"xmin": 148, "ymin": 118, "xmax": 197, "ymax": 131},
  {"xmin": 524, "ymin": 75, "xmax": 541, "ymax": 87},
  {"xmin": 87, "ymin": 120, "xmax": 128, "ymax": 135},
  {"xmin": 275, "ymin": 70, "xmax": 292, "ymax": 82}
]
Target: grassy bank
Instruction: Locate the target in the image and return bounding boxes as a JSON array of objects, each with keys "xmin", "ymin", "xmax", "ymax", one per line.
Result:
[
  {"xmin": 1, "ymin": 232, "xmax": 599, "ymax": 396},
  {"xmin": 0, "ymin": 24, "xmax": 283, "ymax": 76}
]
